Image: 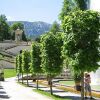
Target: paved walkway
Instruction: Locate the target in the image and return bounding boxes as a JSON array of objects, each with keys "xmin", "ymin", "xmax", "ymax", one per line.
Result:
[
  {"xmin": 0, "ymin": 78, "xmax": 51, "ymax": 100},
  {"xmin": 0, "ymin": 78, "xmax": 99, "ymax": 100}
]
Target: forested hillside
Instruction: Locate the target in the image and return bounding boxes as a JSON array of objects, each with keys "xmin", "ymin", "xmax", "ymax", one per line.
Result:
[{"xmin": 8, "ymin": 21, "xmax": 51, "ymax": 39}]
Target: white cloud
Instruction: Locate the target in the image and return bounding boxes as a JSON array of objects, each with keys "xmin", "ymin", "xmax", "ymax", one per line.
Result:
[
  {"xmin": 6, "ymin": 16, "xmax": 14, "ymax": 21},
  {"xmin": 90, "ymin": 0, "xmax": 100, "ymax": 12}
]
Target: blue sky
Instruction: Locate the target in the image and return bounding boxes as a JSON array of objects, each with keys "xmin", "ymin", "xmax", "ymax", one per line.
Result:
[{"xmin": 0, "ymin": 0, "xmax": 63, "ymax": 23}]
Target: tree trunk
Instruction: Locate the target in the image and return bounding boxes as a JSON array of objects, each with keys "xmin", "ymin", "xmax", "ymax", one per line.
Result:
[
  {"xmin": 81, "ymin": 72, "xmax": 84, "ymax": 100},
  {"xmin": 27, "ymin": 72, "xmax": 28, "ymax": 86},
  {"xmin": 49, "ymin": 78, "xmax": 53, "ymax": 95},
  {"xmin": 32, "ymin": 74, "xmax": 36, "ymax": 82},
  {"xmin": 36, "ymin": 75, "xmax": 39, "ymax": 89},
  {"xmin": 47, "ymin": 76, "xmax": 50, "ymax": 85},
  {"xmin": 18, "ymin": 73, "xmax": 19, "ymax": 82},
  {"xmin": 22, "ymin": 72, "xmax": 23, "ymax": 84},
  {"xmin": 48, "ymin": 80, "xmax": 50, "ymax": 85}
]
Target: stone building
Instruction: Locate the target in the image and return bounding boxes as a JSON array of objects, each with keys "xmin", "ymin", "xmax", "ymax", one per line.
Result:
[{"xmin": 15, "ymin": 28, "xmax": 23, "ymax": 43}]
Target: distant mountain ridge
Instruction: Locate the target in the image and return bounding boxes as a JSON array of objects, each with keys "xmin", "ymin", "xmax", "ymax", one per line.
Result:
[{"xmin": 8, "ymin": 21, "xmax": 51, "ymax": 39}]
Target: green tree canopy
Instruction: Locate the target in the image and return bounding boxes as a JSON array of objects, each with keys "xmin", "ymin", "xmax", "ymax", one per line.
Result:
[
  {"xmin": 62, "ymin": 10, "xmax": 100, "ymax": 73},
  {"xmin": 11, "ymin": 22, "xmax": 24, "ymax": 30},
  {"xmin": 59, "ymin": 0, "xmax": 76, "ymax": 21},
  {"xmin": 40, "ymin": 32, "xmax": 63, "ymax": 94},
  {"xmin": 62, "ymin": 10, "xmax": 100, "ymax": 99},
  {"xmin": 10, "ymin": 22, "xmax": 27, "ymax": 41},
  {"xmin": 74, "ymin": 0, "xmax": 90, "ymax": 10},
  {"xmin": 16, "ymin": 54, "xmax": 22, "ymax": 81},
  {"xmin": 30, "ymin": 42, "xmax": 42, "ymax": 89},
  {"xmin": 50, "ymin": 21, "xmax": 60, "ymax": 34},
  {"xmin": 16, "ymin": 55, "xmax": 22, "ymax": 74},
  {"xmin": 22, "ymin": 50, "xmax": 30, "ymax": 85},
  {"xmin": 41, "ymin": 32, "xmax": 63, "ymax": 77},
  {"xmin": 30, "ymin": 42, "xmax": 42, "ymax": 74},
  {"xmin": 0, "ymin": 15, "xmax": 11, "ymax": 41},
  {"xmin": 16, "ymin": 55, "xmax": 18, "ymax": 73},
  {"xmin": 59, "ymin": 0, "xmax": 90, "ymax": 22},
  {"xmin": 22, "ymin": 50, "xmax": 30, "ymax": 73}
]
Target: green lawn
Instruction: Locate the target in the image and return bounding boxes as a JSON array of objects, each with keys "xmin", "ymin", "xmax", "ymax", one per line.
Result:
[
  {"xmin": 0, "ymin": 54, "xmax": 3, "ymax": 60},
  {"xmin": 91, "ymin": 85, "xmax": 100, "ymax": 91},
  {"xmin": 4, "ymin": 69, "xmax": 16, "ymax": 78},
  {"xmin": 59, "ymin": 80, "xmax": 100, "ymax": 91},
  {"xmin": 33, "ymin": 89, "xmax": 72, "ymax": 100},
  {"xmin": 59, "ymin": 80, "xmax": 75, "ymax": 86}
]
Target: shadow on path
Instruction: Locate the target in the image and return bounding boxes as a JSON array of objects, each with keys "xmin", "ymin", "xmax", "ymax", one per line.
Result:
[
  {"xmin": 0, "ymin": 86, "xmax": 10, "ymax": 99},
  {"xmin": 19, "ymin": 81, "xmax": 99, "ymax": 100},
  {"xmin": 24, "ymin": 82, "xmax": 48, "ymax": 88},
  {"xmin": 45, "ymin": 89, "xmax": 67, "ymax": 93},
  {"xmin": 53, "ymin": 95, "xmax": 81, "ymax": 100}
]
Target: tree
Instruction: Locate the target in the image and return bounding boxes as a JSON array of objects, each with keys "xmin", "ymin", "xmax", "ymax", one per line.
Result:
[
  {"xmin": 22, "ymin": 50, "xmax": 30, "ymax": 86},
  {"xmin": 16, "ymin": 56, "xmax": 18, "ymax": 68},
  {"xmin": 59, "ymin": 0, "xmax": 90, "ymax": 22},
  {"xmin": 60, "ymin": 0, "xmax": 91, "ymax": 98},
  {"xmin": 0, "ymin": 15, "xmax": 11, "ymax": 41},
  {"xmin": 40, "ymin": 32, "xmax": 63, "ymax": 95},
  {"xmin": 30, "ymin": 42, "xmax": 42, "ymax": 89},
  {"xmin": 16, "ymin": 55, "xmax": 19, "ymax": 81},
  {"xmin": 35, "ymin": 37, "xmax": 40, "ymax": 43},
  {"xmin": 11, "ymin": 22, "xmax": 24, "ymax": 30},
  {"xmin": 16, "ymin": 55, "xmax": 22, "ymax": 82},
  {"xmin": 59, "ymin": 0, "xmax": 76, "ymax": 21},
  {"xmin": 10, "ymin": 22, "xmax": 27, "ymax": 41},
  {"xmin": 22, "ymin": 32, "xmax": 27, "ymax": 41},
  {"xmin": 62, "ymin": 10, "xmax": 100, "ymax": 100},
  {"xmin": 74, "ymin": 0, "xmax": 90, "ymax": 10},
  {"xmin": 50, "ymin": 21, "xmax": 60, "ymax": 34}
]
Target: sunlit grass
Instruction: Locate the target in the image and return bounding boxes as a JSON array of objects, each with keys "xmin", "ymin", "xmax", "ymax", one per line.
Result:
[
  {"xmin": 33, "ymin": 89, "xmax": 72, "ymax": 100},
  {"xmin": 4, "ymin": 68, "xmax": 16, "ymax": 78},
  {"xmin": 59, "ymin": 80, "xmax": 75, "ymax": 86},
  {"xmin": 91, "ymin": 85, "xmax": 100, "ymax": 91}
]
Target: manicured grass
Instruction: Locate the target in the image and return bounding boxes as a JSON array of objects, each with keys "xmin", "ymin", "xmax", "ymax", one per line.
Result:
[
  {"xmin": 0, "ymin": 54, "xmax": 3, "ymax": 60},
  {"xmin": 91, "ymin": 85, "xmax": 100, "ymax": 91},
  {"xmin": 4, "ymin": 69, "xmax": 16, "ymax": 78},
  {"xmin": 33, "ymin": 89, "xmax": 72, "ymax": 100},
  {"xmin": 59, "ymin": 80, "xmax": 100, "ymax": 91},
  {"xmin": 59, "ymin": 80, "xmax": 75, "ymax": 86}
]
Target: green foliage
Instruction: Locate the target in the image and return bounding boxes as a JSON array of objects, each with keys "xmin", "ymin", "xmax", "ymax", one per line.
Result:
[
  {"xmin": 30, "ymin": 42, "xmax": 42, "ymax": 74},
  {"xmin": 35, "ymin": 37, "xmax": 40, "ymax": 43},
  {"xmin": 62, "ymin": 10, "xmax": 100, "ymax": 72},
  {"xmin": 74, "ymin": 0, "xmax": 89, "ymax": 10},
  {"xmin": 22, "ymin": 50, "xmax": 30, "ymax": 73},
  {"xmin": 59, "ymin": 0, "xmax": 89, "ymax": 22},
  {"xmin": 10, "ymin": 22, "xmax": 27, "ymax": 41},
  {"xmin": 50, "ymin": 21, "xmax": 60, "ymax": 34},
  {"xmin": 73, "ymin": 73, "xmax": 82, "ymax": 82},
  {"xmin": 0, "ymin": 14, "xmax": 11, "ymax": 41},
  {"xmin": 16, "ymin": 55, "xmax": 18, "ymax": 72},
  {"xmin": 11, "ymin": 22, "xmax": 24, "ymax": 30},
  {"xmin": 59, "ymin": 0, "xmax": 76, "ymax": 21},
  {"xmin": 16, "ymin": 55, "xmax": 22, "ymax": 73},
  {"xmin": 40, "ymin": 32, "xmax": 63, "ymax": 77},
  {"xmin": 22, "ymin": 32, "xmax": 27, "ymax": 41}
]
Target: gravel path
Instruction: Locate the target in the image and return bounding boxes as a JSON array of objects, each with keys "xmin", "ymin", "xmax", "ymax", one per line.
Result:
[
  {"xmin": 0, "ymin": 78, "xmax": 51, "ymax": 100},
  {"xmin": 0, "ymin": 77, "xmax": 99, "ymax": 100}
]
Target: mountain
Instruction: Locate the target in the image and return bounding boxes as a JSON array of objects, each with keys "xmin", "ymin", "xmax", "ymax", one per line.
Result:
[{"xmin": 8, "ymin": 21, "xmax": 51, "ymax": 39}]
